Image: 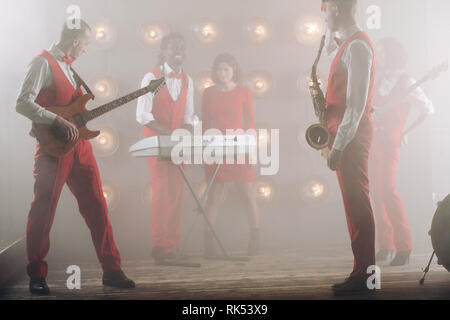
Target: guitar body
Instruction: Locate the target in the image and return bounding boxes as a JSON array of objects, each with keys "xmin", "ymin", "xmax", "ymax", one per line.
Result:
[
  {"xmin": 32, "ymin": 94, "xmax": 100, "ymax": 157},
  {"xmin": 30, "ymin": 77, "xmax": 166, "ymax": 158}
]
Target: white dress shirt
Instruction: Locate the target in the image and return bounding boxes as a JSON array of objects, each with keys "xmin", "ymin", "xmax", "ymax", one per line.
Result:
[
  {"xmin": 136, "ymin": 62, "xmax": 197, "ymax": 126},
  {"xmin": 16, "ymin": 44, "xmax": 78, "ymax": 125},
  {"xmin": 327, "ymin": 25, "xmax": 374, "ymax": 151}
]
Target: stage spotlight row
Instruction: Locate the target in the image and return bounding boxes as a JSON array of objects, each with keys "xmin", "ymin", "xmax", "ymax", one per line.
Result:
[{"xmin": 90, "ymin": 16, "xmax": 325, "ymax": 49}]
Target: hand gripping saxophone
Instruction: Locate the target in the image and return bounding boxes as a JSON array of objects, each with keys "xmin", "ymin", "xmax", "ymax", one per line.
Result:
[{"xmin": 305, "ymin": 35, "xmax": 331, "ymax": 159}]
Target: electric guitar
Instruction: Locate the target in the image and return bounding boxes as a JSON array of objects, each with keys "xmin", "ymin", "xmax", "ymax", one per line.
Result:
[
  {"xmin": 31, "ymin": 77, "xmax": 166, "ymax": 157},
  {"xmin": 374, "ymin": 60, "xmax": 448, "ymax": 128}
]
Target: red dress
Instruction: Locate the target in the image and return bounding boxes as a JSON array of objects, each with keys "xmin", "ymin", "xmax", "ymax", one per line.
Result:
[{"xmin": 202, "ymin": 85, "xmax": 255, "ymax": 183}]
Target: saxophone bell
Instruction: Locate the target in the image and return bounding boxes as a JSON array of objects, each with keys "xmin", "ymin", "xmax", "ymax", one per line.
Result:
[{"xmin": 305, "ymin": 124, "xmax": 330, "ymax": 150}]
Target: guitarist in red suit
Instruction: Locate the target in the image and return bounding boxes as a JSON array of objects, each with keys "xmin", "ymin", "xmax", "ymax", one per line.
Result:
[
  {"xmin": 369, "ymin": 38, "xmax": 435, "ymax": 266},
  {"xmin": 322, "ymin": 0, "xmax": 376, "ymax": 295},
  {"xmin": 136, "ymin": 33, "xmax": 197, "ymax": 265},
  {"xmin": 16, "ymin": 19, "xmax": 134, "ymax": 295}
]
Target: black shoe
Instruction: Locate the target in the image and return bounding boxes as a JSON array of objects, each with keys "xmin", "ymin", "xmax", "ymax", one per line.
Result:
[
  {"xmin": 376, "ymin": 250, "xmax": 393, "ymax": 262},
  {"xmin": 152, "ymin": 246, "xmax": 166, "ymax": 265},
  {"xmin": 332, "ymin": 277, "xmax": 351, "ymax": 289},
  {"xmin": 29, "ymin": 278, "xmax": 50, "ymax": 295},
  {"xmin": 102, "ymin": 270, "xmax": 135, "ymax": 289},
  {"xmin": 332, "ymin": 277, "xmax": 373, "ymax": 296},
  {"xmin": 390, "ymin": 251, "xmax": 411, "ymax": 266},
  {"xmin": 247, "ymin": 228, "xmax": 260, "ymax": 256}
]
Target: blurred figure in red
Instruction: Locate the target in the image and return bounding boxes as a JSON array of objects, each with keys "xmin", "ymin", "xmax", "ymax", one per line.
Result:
[
  {"xmin": 370, "ymin": 37, "xmax": 434, "ymax": 266},
  {"xmin": 201, "ymin": 53, "xmax": 259, "ymax": 257}
]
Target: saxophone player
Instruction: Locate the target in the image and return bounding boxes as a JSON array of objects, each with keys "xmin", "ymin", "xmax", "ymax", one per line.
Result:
[{"xmin": 321, "ymin": 0, "xmax": 377, "ymax": 294}]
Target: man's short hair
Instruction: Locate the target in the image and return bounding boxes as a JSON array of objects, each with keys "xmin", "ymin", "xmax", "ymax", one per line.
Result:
[
  {"xmin": 160, "ymin": 32, "xmax": 185, "ymax": 51},
  {"xmin": 60, "ymin": 19, "xmax": 91, "ymax": 43},
  {"xmin": 323, "ymin": 0, "xmax": 357, "ymax": 12}
]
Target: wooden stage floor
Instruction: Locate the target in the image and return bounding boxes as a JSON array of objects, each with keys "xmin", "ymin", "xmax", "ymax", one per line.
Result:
[{"xmin": 1, "ymin": 248, "xmax": 450, "ymax": 300}]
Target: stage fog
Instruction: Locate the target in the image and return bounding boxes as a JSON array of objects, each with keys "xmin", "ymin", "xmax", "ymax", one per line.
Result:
[{"xmin": 0, "ymin": 0, "xmax": 448, "ymax": 266}]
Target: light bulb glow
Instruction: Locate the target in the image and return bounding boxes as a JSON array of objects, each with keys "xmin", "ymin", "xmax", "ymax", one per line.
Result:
[
  {"xmin": 195, "ymin": 71, "xmax": 214, "ymax": 95},
  {"xmin": 295, "ymin": 16, "xmax": 324, "ymax": 45},
  {"xmin": 300, "ymin": 177, "xmax": 329, "ymax": 204},
  {"xmin": 193, "ymin": 20, "xmax": 219, "ymax": 44},
  {"xmin": 254, "ymin": 177, "xmax": 277, "ymax": 203},
  {"xmin": 95, "ymin": 26, "xmax": 107, "ymax": 40},
  {"xmin": 245, "ymin": 18, "xmax": 270, "ymax": 43},
  {"xmin": 258, "ymin": 186, "xmax": 272, "ymax": 198},
  {"xmin": 96, "ymin": 83, "xmax": 108, "ymax": 94},
  {"xmin": 93, "ymin": 126, "xmax": 120, "ymax": 157},
  {"xmin": 246, "ymin": 71, "xmax": 271, "ymax": 98},
  {"xmin": 102, "ymin": 183, "xmax": 119, "ymax": 211}
]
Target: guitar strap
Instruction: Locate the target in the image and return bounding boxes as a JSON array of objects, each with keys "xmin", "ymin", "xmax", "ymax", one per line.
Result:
[{"xmin": 70, "ymin": 66, "xmax": 95, "ymax": 99}]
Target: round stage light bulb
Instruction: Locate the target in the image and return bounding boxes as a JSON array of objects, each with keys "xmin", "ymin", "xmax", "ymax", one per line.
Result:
[
  {"xmin": 102, "ymin": 183, "xmax": 119, "ymax": 211},
  {"xmin": 245, "ymin": 18, "xmax": 270, "ymax": 43},
  {"xmin": 96, "ymin": 83, "xmax": 107, "ymax": 94},
  {"xmin": 296, "ymin": 71, "xmax": 325, "ymax": 97},
  {"xmin": 254, "ymin": 25, "xmax": 265, "ymax": 36},
  {"xmin": 258, "ymin": 186, "xmax": 272, "ymax": 198},
  {"xmin": 148, "ymin": 30, "xmax": 157, "ymax": 39},
  {"xmin": 303, "ymin": 23, "xmax": 319, "ymax": 36},
  {"xmin": 246, "ymin": 71, "xmax": 272, "ymax": 98},
  {"xmin": 300, "ymin": 177, "xmax": 329, "ymax": 204},
  {"xmin": 140, "ymin": 24, "xmax": 166, "ymax": 47},
  {"xmin": 93, "ymin": 126, "xmax": 120, "ymax": 158},
  {"xmin": 310, "ymin": 183, "xmax": 324, "ymax": 198},
  {"xmin": 89, "ymin": 75, "xmax": 119, "ymax": 103},
  {"xmin": 254, "ymin": 177, "xmax": 278, "ymax": 203},
  {"xmin": 193, "ymin": 20, "xmax": 219, "ymax": 44},
  {"xmin": 95, "ymin": 27, "xmax": 106, "ymax": 40},
  {"xmin": 255, "ymin": 80, "xmax": 265, "ymax": 90},
  {"xmin": 295, "ymin": 16, "xmax": 324, "ymax": 45},
  {"xmin": 92, "ymin": 21, "xmax": 116, "ymax": 49},
  {"xmin": 202, "ymin": 25, "xmax": 213, "ymax": 38},
  {"xmin": 195, "ymin": 71, "xmax": 214, "ymax": 95},
  {"xmin": 98, "ymin": 136, "xmax": 108, "ymax": 145},
  {"xmin": 203, "ymin": 79, "xmax": 214, "ymax": 90}
]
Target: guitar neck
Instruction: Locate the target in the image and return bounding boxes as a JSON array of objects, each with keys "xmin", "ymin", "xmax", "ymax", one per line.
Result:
[
  {"xmin": 84, "ymin": 85, "xmax": 155, "ymax": 122},
  {"xmin": 384, "ymin": 74, "xmax": 431, "ymax": 110}
]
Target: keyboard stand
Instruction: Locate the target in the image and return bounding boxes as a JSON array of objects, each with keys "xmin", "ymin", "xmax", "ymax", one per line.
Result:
[{"xmin": 177, "ymin": 163, "xmax": 250, "ymax": 263}]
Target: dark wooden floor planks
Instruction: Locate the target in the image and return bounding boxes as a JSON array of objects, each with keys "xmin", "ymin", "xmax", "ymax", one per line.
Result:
[{"xmin": 1, "ymin": 248, "xmax": 450, "ymax": 300}]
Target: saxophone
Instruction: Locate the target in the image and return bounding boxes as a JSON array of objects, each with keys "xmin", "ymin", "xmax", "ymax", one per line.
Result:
[{"xmin": 305, "ymin": 35, "xmax": 330, "ymax": 158}]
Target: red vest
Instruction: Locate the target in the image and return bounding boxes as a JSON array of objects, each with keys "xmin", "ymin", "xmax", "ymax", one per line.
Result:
[
  {"xmin": 373, "ymin": 76, "xmax": 411, "ymax": 147},
  {"xmin": 326, "ymin": 31, "xmax": 376, "ymax": 138},
  {"xmin": 144, "ymin": 66, "xmax": 189, "ymax": 138},
  {"xmin": 35, "ymin": 50, "xmax": 82, "ymax": 108}
]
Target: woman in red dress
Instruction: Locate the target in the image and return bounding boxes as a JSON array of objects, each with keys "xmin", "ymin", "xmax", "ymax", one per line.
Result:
[{"xmin": 201, "ymin": 53, "xmax": 260, "ymax": 256}]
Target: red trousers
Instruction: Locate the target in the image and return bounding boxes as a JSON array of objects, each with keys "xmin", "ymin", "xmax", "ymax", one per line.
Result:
[
  {"xmin": 148, "ymin": 158, "xmax": 184, "ymax": 253},
  {"xmin": 369, "ymin": 140, "xmax": 412, "ymax": 251},
  {"xmin": 26, "ymin": 140, "xmax": 121, "ymax": 278},
  {"xmin": 335, "ymin": 123, "xmax": 376, "ymax": 279}
]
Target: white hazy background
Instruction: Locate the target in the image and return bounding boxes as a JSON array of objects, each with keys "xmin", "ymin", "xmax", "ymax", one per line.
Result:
[{"xmin": 0, "ymin": 0, "xmax": 448, "ymax": 263}]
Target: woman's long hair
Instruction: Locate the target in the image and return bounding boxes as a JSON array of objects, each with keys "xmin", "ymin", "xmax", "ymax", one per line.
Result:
[
  {"xmin": 376, "ymin": 37, "xmax": 408, "ymax": 72},
  {"xmin": 211, "ymin": 53, "xmax": 242, "ymax": 85}
]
